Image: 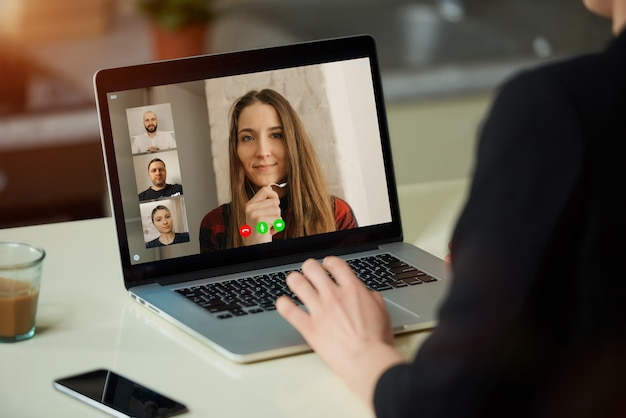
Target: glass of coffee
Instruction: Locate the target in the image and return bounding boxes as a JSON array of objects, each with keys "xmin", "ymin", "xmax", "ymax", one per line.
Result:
[{"xmin": 0, "ymin": 242, "xmax": 45, "ymax": 343}]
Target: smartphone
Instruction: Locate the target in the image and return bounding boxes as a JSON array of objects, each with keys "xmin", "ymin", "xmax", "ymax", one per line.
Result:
[{"xmin": 53, "ymin": 368, "xmax": 188, "ymax": 417}]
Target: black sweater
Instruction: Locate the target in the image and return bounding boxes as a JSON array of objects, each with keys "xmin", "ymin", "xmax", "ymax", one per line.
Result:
[{"xmin": 375, "ymin": 30, "xmax": 626, "ymax": 418}]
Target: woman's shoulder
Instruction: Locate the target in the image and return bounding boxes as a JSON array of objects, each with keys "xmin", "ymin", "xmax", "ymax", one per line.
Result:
[
  {"xmin": 333, "ymin": 196, "xmax": 352, "ymax": 210},
  {"xmin": 332, "ymin": 196, "xmax": 358, "ymax": 229}
]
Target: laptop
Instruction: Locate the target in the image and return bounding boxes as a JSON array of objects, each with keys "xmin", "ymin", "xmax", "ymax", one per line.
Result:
[{"xmin": 94, "ymin": 35, "xmax": 449, "ymax": 363}]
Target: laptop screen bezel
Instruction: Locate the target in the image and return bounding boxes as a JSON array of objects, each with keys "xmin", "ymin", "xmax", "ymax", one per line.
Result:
[{"xmin": 94, "ymin": 35, "xmax": 403, "ymax": 288}]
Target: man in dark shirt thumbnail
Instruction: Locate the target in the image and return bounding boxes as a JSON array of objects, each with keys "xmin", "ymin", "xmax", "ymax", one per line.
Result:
[{"xmin": 138, "ymin": 158, "xmax": 183, "ymax": 201}]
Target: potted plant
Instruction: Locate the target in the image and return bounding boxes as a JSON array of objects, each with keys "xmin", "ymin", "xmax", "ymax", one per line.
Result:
[{"xmin": 138, "ymin": 0, "xmax": 215, "ymax": 60}]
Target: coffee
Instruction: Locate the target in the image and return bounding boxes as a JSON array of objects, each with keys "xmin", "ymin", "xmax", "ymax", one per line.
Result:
[{"xmin": 0, "ymin": 276, "xmax": 39, "ymax": 338}]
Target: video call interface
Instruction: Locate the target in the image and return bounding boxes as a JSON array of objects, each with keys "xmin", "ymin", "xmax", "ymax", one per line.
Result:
[{"xmin": 105, "ymin": 58, "xmax": 392, "ymax": 265}]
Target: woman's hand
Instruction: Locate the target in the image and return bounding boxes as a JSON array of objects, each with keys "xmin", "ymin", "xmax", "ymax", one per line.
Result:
[
  {"xmin": 244, "ymin": 185, "xmax": 282, "ymax": 246},
  {"xmin": 276, "ymin": 256, "xmax": 405, "ymax": 409}
]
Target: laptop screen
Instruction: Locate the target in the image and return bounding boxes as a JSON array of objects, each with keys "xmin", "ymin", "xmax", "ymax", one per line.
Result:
[{"xmin": 95, "ymin": 36, "xmax": 402, "ymax": 285}]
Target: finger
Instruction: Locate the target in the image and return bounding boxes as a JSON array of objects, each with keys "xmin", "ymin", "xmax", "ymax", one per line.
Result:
[
  {"xmin": 285, "ymin": 270, "xmax": 320, "ymax": 308},
  {"xmin": 246, "ymin": 187, "xmax": 277, "ymax": 206},
  {"xmin": 264, "ymin": 185, "xmax": 280, "ymax": 198},
  {"xmin": 321, "ymin": 256, "xmax": 363, "ymax": 288},
  {"xmin": 247, "ymin": 189, "xmax": 268, "ymax": 204},
  {"xmin": 246, "ymin": 191, "xmax": 280, "ymax": 211},
  {"xmin": 245, "ymin": 200, "xmax": 282, "ymax": 226},
  {"xmin": 371, "ymin": 290, "xmax": 389, "ymax": 311},
  {"xmin": 252, "ymin": 186, "xmax": 280, "ymax": 201},
  {"xmin": 275, "ymin": 295, "xmax": 312, "ymax": 336},
  {"xmin": 299, "ymin": 258, "xmax": 338, "ymax": 296},
  {"xmin": 248, "ymin": 205, "xmax": 281, "ymax": 222}
]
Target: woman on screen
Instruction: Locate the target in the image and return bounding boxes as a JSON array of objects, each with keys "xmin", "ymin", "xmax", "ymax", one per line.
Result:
[
  {"xmin": 147, "ymin": 205, "xmax": 190, "ymax": 248},
  {"xmin": 199, "ymin": 89, "xmax": 357, "ymax": 252}
]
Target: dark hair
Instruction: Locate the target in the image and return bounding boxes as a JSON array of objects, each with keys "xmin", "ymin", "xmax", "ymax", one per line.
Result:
[
  {"xmin": 148, "ymin": 158, "xmax": 165, "ymax": 170},
  {"xmin": 151, "ymin": 205, "xmax": 170, "ymax": 222}
]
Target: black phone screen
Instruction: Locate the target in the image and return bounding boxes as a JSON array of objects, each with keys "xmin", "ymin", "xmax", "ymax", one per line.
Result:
[{"xmin": 54, "ymin": 369, "xmax": 187, "ymax": 417}]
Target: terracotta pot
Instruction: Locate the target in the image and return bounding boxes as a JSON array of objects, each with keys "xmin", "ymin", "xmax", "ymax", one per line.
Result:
[{"xmin": 150, "ymin": 23, "xmax": 209, "ymax": 60}]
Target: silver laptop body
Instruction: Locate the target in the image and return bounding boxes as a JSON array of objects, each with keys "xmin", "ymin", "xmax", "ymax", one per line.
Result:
[{"xmin": 94, "ymin": 35, "xmax": 449, "ymax": 363}]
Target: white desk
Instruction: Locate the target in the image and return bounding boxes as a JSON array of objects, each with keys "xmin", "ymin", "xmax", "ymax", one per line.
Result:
[{"xmin": 0, "ymin": 179, "xmax": 468, "ymax": 417}]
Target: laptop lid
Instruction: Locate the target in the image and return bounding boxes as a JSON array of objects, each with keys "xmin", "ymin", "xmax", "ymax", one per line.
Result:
[{"xmin": 94, "ymin": 35, "xmax": 403, "ymax": 290}]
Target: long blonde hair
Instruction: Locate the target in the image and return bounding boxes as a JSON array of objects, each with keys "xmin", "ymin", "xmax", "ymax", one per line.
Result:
[{"xmin": 227, "ymin": 89, "xmax": 336, "ymax": 248}]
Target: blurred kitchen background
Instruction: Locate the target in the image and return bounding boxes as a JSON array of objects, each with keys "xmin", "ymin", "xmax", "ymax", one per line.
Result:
[{"xmin": 0, "ymin": 0, "xmax": 612, "ymax": 228}]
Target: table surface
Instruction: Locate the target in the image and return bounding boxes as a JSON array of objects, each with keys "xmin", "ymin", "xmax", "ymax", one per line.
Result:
[{"xmin": 0, "ymin": 178, "xmax": 468, "ymax": 417}]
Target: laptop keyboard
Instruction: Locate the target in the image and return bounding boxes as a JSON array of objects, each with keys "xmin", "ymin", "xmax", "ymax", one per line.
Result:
[{"xmin": 174, "ymin": 253, "xmax": 437, "ymax": 320}]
